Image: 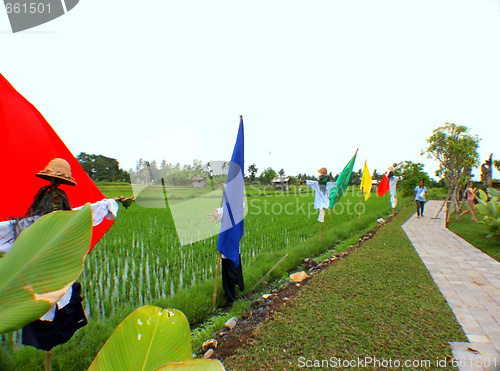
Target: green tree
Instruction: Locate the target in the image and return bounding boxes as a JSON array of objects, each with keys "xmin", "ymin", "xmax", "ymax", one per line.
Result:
[
  {"xmin": 278, "ymin": 168, "xmax": 285, "ymax": 176},
  {"xmin": 349, "ymin": 168, "xmax": 362, "ymax": 186},
  {"xmin": 260, "ymin": 167, "xmax": 277, "ymax": 185},
  {"xmin": 422, "ymin": 123, "xmax": 480, "ymax": 216},
  {"xmin": 76, "ymin": 152, "xmax": 95, "ymax": 178},
  {"xmin": 372, "ymin": 169, "xmax": 382, "ymax": 181},
  {"xmin": 248, "ymin": 163, "xmax": 258, "ymax": 183},
  {"xmin": 77, "ymin": 153, "xmax": 130, "ymax": 182},
  {"xmin": 392, "ymin": 161, "xmax": 431, "ymax": 197}
]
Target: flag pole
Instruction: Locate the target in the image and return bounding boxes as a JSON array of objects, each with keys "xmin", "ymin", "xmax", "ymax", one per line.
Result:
[
  {"xmin": 359, "ymin": 189, "xmax": 363, "ymax": 219},
  {"xmin": 212, "ymin": 252, "xmax": 222, "ymax": 310},
  {"xmin": 45, "ymin": 351, "xmax": 51, "ymax": 371}
]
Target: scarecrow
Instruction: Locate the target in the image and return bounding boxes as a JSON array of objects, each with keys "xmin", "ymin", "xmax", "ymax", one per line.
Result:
[
  {"xmin": 0, "ymin": 158, "xmax": 133, "ymax": 351},
  {"xmin": 304, "ymin": 167, "xmax": 336, "ymax": 223},
  {"xmin": 387, "ymin": 166, "xmax": 401, "ymax": 211}
]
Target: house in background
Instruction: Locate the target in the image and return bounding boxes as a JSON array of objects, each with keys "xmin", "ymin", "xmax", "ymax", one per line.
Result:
[
  {"xmin": 192, "ymin": 176, "xmax": 207, "ymax": 188},
  {"xmin": 272, "ymin": 176, "xmax": 290, "ymax": 191}
]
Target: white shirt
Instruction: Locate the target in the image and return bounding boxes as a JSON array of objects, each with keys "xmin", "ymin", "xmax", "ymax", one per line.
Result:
[
  {"xmin": 389, "ymin": 176, "xmax": 400, "ymax": 196},
  {"xmin": 306, "ymin": 180, "xmax": 337, "ymax": 209},
  {"xmin": 0, "ymin": 199, "xmax": 118, "ymax": 254}
]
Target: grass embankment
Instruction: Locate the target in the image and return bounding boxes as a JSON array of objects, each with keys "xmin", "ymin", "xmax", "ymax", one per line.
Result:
[
  {"xmin": 224, "ymin": 205, "xmax": 467, "ymax": 371},
  {"xmin": 448, "ymin": 214, "xmax": 500, "ymax": 262}
]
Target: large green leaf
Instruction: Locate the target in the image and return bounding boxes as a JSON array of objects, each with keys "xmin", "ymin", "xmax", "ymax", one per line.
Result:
[
  {"xmin": 156, "ymin": 359, "xmax": 225, "ymax": 370},
  {"xmin": 488, "ymin": 200, "xmax": 499, "ymax": 218},
  {"xmin": 479, "ymin": 189, "xmax": 489, "ymax": 203},
  {"xmin": 88, "ymin": 306, "xmax": 193, "ymax": 371},
  {"xmin": 489, "ymin": 188, "xmax": 500, "ymax": 198},
  {"xmin": 0, "ymin": 204, "xmax": 92, "ymax": 334},
  {"xmin": 476, "ymin": 203, "xmax": 491, "ymax": 217}
]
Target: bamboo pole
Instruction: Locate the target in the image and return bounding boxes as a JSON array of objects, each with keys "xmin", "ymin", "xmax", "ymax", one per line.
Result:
[
  {"xmin": 432, "ymin": 198, "xmax": 447, "ymax": 219},
  {"xmin": 445, "ymin": 199, "xmax": 450, "ymax": 228},
  {"xmin": 251, "ymin": 253, "xmax": 288, "ymax": 291},
  {"xmin": 358, "ymin": 190, "xmax": 363, "ymax": 219},
  {"xmin": 325, "ymin": 205, "xmax": 334, "ymax": 235},
  {"xmin": 212, "ymin": 252, "xmax": 222, "ymax": 310},
  {"xmin": 45, "ymin": 351, "xmax": 51, "ymax": 371},
  {"xmin": 432, "ymin": 188, "xmax": 452, "ymax": 219}
]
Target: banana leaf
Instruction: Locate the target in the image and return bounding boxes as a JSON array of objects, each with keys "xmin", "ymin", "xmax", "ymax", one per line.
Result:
[
  {"xmin": 0, "ymin": 204, "xmax": 92, "ymax": 334},
  {"xmin": 89, "ymin": 306, "xmax": 201, "ymax": 371},
  {"xmin": 155, "ymin": 359, "xmax": 225, "ymax": 370},
  {"xmin": 476, "ymin": 203, "xmax": 491, "ymax": 217},
  {"xmin": 478, "ymin": 189, "xmax": 489, "ymax": 203},
  {"xmin": 490, "ymin": 188, "xmax": 500, "ymax": 198}
]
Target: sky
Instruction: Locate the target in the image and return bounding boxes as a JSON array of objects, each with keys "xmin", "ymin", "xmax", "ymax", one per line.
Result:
[{"xmin": 2, "ymin": 0, "xmax": 500, "ymax": 181}]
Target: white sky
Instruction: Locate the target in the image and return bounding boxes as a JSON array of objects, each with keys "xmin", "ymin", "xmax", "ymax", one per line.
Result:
[{"xmin": 2, "ymin": 0, "xmax": 500, "ymax": 181}]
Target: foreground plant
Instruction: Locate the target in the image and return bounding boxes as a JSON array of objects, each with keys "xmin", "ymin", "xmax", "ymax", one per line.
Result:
[
  {"xmin": 0, "ymin": 205, "xmax": 92, "ymax": 335},
  {"xmin": 475, "ymin": 188, "xmax": 500, "ymax": 239},
  {"xmin": 88, "ymin": 305, "xmax": 224, "ymax": 371}
]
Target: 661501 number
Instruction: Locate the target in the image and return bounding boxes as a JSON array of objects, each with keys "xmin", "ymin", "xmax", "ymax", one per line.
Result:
[{"xmin": 5, "ymin": 3, "xmax": 51, "ymax": 14}]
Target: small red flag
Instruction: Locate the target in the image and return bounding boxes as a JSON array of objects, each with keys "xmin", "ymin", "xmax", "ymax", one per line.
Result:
[
  {"xmin": 377, "ymin": 173, "xmax": 389, "ymax": 197},
  {"xmin": 0, "ymin": 73, "xmax": 112, "ymax": 252}
]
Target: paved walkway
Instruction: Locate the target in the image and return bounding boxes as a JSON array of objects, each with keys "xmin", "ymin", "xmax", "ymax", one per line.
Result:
[{"xmin": 402, "ymin": 200, "xmax": 500, "ymax": 371}]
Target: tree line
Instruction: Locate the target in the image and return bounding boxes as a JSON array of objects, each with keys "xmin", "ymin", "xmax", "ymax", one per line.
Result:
[
  {"xmin": 78, "ymin": 123, "xmax": 497, "ymax": 201},
  {"xmin": 77, "ymin": 153, "xmax": 130, "ymax": 183},
  {"xmin": 76, "ymin": 153, "xmax": 442, "ymax": 194}
]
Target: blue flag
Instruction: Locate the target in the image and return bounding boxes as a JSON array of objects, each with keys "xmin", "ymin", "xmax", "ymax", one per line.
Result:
[{"xmin": 217, "ymin": 116, "xmax": 245, "ymax": 267}]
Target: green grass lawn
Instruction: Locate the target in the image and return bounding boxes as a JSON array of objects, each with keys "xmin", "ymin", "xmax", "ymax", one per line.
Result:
[
  {"xmin": 448, "ymin": 214, "xmax": 500, "ymax": 262},
  {"xmin": 223, "ymin": 205, "xmax": 467, "ymax": 370}
]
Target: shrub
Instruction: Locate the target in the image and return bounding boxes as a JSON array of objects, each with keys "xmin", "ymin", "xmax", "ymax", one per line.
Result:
[{"xmin": 475, "ymin": 188, "xmax": 500, "ymax": 239}]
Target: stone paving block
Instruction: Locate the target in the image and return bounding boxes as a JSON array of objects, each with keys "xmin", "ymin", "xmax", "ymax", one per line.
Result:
[
  {"xmin": 451, "ymin": 341, "xmax": 500, "ymax": 371},
  {"xmin": 482, "ymin": 324, "xmax": 500, "ymax": 339},
  {"xmin": 490, "ymin": 312, "xmax": 500, "ymax": 324},
  {"xmin": 468, "ymin": 335, "xmax": 492, "ymax": 344},
  {"xmin": 463, "ymin": 323, "xmax": 487, "ymax": 335}
]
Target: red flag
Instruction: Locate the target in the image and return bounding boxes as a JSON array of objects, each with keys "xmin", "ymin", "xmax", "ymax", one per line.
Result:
[
  {"xmin": 377, "ymin": 173, "xmax": 389, "ymax": 197},
  {"xmin": 0, "ymin": 73, "xmax": 112, "ymax": 252}
]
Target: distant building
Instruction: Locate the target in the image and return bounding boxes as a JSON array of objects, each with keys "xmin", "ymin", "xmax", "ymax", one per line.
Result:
[
  {"xmin": 192, "ymin": 176, "xmax": 207, "ymax": 188},
  {"xmin": 272, "ymin": 176, "xmax": 290, "ymax": 191}
]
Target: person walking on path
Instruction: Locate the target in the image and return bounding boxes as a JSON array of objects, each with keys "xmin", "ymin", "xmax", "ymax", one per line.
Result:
[
  {"xmin": 414, "ymin": 179, "xmax": 427, "ymax": 218},
  {"xmin": 460, "ymin": 182, "xmax": 478, "ymax": 222}
]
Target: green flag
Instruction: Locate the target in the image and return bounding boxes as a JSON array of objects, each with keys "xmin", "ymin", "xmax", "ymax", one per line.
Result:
[{"xmin": 329, "ymin": 150, "xmax": 358, "ymax": 209}]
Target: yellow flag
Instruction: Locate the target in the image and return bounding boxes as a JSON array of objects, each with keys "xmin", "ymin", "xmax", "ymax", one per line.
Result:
[{"xmin": 360, "ymin": 160, "xmax": 372, "ymax": 201}]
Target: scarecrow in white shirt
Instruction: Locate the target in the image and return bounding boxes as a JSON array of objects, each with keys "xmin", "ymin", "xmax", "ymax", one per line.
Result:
[
  {"xmin": 387, "ymin": 166, "xmax": 401, "ymax": 211},
  {"xmin": 0, "ymin": 158, "xmax": 132, "ymax": 351},
  {"xmin": 305, "ymin": 167, "xmax": 337, "ymax": 223}
]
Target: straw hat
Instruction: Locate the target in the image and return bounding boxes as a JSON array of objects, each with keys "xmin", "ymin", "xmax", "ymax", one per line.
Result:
[
  {"xmin": 317, "ymin": 167, "xmax": 327, "ymax": 176},
  {"xmin": 36, "ymin": 158, "xmax": 77, "ymax": 186}
]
